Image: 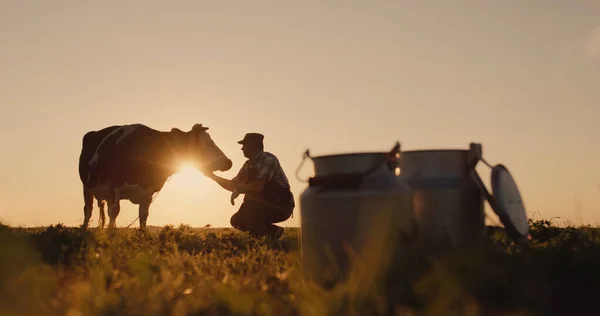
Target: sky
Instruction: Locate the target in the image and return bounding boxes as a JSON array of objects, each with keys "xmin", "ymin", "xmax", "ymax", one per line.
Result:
[{"xmin": 1, "ymin": 0, "xmax": 599, "ymax": 229}]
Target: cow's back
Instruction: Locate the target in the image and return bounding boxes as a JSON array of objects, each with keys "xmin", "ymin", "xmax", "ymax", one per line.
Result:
[
  {"xmin": 95, "ymin": 124, "xmax": 171, "ymax": 189},
  {"xmin": 79, "ymin": 124, "xmax": 167, "ymax": 189}
]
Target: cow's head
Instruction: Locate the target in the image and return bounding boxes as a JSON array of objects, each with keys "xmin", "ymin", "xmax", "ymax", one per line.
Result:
[{"xmin": 170, "ymin": 124, "xmax": 233, "ymax": 172}]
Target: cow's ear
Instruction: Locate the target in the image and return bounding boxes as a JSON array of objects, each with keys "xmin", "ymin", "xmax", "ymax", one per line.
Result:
[{"xmin": 192, "ymin": 123, "xmax": 209, "ymax": 131}]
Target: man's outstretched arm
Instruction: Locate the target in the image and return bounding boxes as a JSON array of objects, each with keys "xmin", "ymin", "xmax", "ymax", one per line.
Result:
[{"xmin": 205, "ymin": 173, "xmax": 238, "ymax": 192}]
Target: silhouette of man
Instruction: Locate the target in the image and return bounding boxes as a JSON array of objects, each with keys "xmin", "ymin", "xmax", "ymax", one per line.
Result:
[{"xmin": 203, "ymin": 133, "xmax": 294, "ymax": 239}]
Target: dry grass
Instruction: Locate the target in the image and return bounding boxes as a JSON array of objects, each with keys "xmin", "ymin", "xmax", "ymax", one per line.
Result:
[{"xmin": 0, "ymin": 219, "xmax": 599, "ymax": 315}]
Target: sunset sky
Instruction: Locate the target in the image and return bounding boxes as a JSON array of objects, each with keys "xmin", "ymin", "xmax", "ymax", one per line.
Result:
[{"xmin": 1, "ymin": 1, "xmax": 599, "ymax": 229}]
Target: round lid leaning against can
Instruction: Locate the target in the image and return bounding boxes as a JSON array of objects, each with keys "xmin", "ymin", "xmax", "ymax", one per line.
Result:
[{"xmin": 490, "ymin": 164, "xmax": 530, "ymax": 241}]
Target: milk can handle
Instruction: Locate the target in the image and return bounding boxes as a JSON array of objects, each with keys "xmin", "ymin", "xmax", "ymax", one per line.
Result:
[
  {"xmin": 295, "ymin": 149, "xmax": 311, "ymax": 183},
  {"xmin": 470, "ymin": 169, "xmax": 494, "ymax": 205},
  {"xmin": 295, "ymin": 141, "xmax": 400, "ymax": 186},
  {"xmin": 468, "ymin": 142, "xmax": 495, "ymax": 208}
]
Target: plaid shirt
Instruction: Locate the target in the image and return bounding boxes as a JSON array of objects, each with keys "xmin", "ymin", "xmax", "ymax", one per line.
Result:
[{"xmin": 233, "ymin": 151, "xmax": 291, "ymax": 190}]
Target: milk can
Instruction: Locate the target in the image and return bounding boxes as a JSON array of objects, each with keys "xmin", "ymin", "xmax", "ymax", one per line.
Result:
[
  {"xmin": 296, "ymin": 142, "xmax": 415, "ymax": 287},
  {"xmin": 398, "ymin": 143, "xmax": 530, "ymax": 250}
]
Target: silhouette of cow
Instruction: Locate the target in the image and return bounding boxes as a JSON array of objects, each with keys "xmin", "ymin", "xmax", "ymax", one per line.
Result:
[{"xmin": 78, "ymin": 123, "xmax": 232, "ymax": 229}]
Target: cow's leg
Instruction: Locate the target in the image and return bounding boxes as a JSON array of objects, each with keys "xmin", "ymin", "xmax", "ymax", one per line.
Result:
[
  {"xmin": 107, "ymin": 190, "xmax": 121, "ymax": 229},
  {"xmin": 107, "ymin": 200, "xmax": 120, "ymax": 229},
  {"xmin": 82, "ymin": 187, "xmax": 93, "ymax": 229},
  {"xmin": 138, "ymin": 197, "xmax": 152, "ymax": 229},
  {"xmin": 97, "ymin": 200, "xmax": 106, "ymax": 228}
]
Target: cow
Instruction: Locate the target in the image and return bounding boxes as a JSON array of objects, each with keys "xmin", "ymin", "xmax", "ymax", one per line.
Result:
[{"xmin": 78, "ymin": 123, "xmax": 233, "ymax": 230}]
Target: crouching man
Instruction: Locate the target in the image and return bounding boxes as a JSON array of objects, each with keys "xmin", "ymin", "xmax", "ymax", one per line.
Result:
[{"xmin": 202, "ymin": 133, "xmax": 294, "ymax": 240}]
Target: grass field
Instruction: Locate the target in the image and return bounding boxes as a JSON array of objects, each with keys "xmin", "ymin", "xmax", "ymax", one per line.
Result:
[{"xmin": 1, "ymin": 219, "xmax": 600, "ymax": 315}]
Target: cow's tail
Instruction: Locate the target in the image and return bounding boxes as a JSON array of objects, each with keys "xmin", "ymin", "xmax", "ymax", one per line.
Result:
[
  {"xmin": 81, "ymin": 131, "xmax": 96, "ymax": 149},
  {"xmin": 79, "ymin": 131, "xmax": 97, "ymax": 185}
]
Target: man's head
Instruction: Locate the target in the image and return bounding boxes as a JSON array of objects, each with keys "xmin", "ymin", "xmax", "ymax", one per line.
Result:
[{"xmin": 238, "ymin": 133, "xmax": 264, "ymax": 159}]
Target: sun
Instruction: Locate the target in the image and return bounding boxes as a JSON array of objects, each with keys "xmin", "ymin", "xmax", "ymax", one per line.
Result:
[
  {"xmin": 178, "ymin": 162, "xmax": 197, "ymax": 174},
  {"xmin": 169, "ymin": 162, "xmax": 206, "ymax": 189},
  {"xmin": 148, "ymin": 160, "xmax": 215, "ymax": 225}
]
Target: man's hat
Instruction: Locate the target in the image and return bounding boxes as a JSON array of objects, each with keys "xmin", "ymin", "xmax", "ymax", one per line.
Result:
[{"xmin": 237, "ymin": 133, "xmax": 264, "ymax": 145}]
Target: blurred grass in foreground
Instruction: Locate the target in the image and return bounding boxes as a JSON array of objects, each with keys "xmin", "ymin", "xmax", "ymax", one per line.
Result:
[{"xmin": 0, "ymin": 219, "xmax": 600, "ymax": 315}]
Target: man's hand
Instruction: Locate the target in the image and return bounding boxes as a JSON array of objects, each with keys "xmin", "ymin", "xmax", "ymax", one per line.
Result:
[
  {"xmin": 199, "ymin": 168, "xmax": 215, "ymax": 179},
  {"xmin": 230, "ymin": 189, "xmax": 240, "ymax": 205},
  {"xmin": 201, "ymin": 169, "xmax": 238, "ymax": 192}
]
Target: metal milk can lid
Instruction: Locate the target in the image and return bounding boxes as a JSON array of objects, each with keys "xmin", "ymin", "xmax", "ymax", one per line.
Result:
[{"xmin": 489, "ymin": 164, "xmax": 530, "ymax": 241}]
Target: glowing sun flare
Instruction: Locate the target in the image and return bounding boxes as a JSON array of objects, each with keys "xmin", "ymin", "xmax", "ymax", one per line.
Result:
[
  {"xmin": 178, "ymin": 162, "xmax": 197, "ymax": 174},
  {"xmin": 171, "ymin": 162, "xmax": 205, "ymax": 188}
]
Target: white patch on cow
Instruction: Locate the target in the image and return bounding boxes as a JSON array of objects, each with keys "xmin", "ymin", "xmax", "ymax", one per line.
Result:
[
  {"xmin": 88, "ymin": 124, "xmax": 142, "ymax": 166},
  {"xmin": 115, "ymin": 183, "xmax": 155, "ymax": 204},
  {"xmin": 89, "ymin": 183, "xmax": 112, "ymax": 202},
  {"xmin": 115, "ymin": 124, "xmax": 142, "ymax": 144},
  {"xmin": 90, "ymin": 182, "xmax": 156, "ymax": 205}
]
